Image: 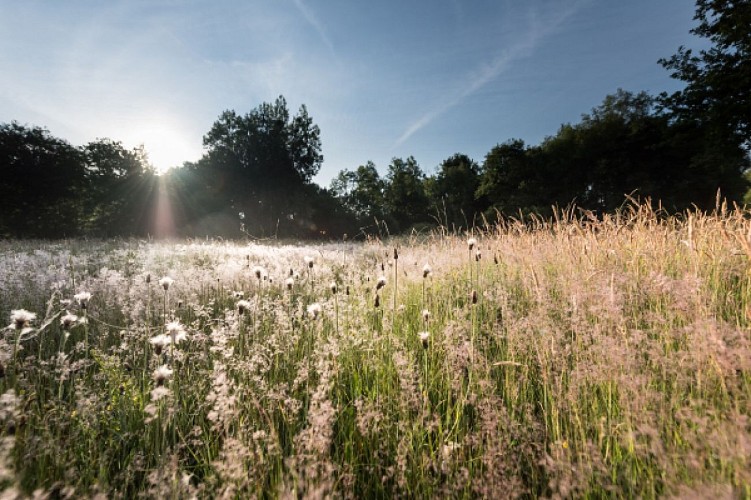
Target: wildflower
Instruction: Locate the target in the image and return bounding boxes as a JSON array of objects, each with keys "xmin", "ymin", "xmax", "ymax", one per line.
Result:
[
  {"xmin": 304, "ymin": 256, "xmax": 314, "ymax": 269},
  {"xmin": 307, "ymin": 302, "xmax": 322, "ymax": 320},
  {"xmin": 158, "ymin": 277, "xmax": 174, "ymax": 291},
  {"xmin": 152, "ymin": 365, "xmax": 173, "ymax": 386},
  {"xmin": 74, "ymin": 291, "xmax": 91, "ymax": 309},
  {"xmin": 149, "ymin": 334, "xmax": 171, "ymax": 355},
  {"xmin": 475, "ymin": 249, "xmax": 482, "ymax": 261},
  {"xmin": 285, "ymin": 277, "xmax": 295, "ymax": 291},
  {"xmin": 151, "ymin": 386, "xmax": 171, "ymax": 401},
  {"xmin": 237, "ymin": 300, "xmax": 251, "ymax": 315},
  {"xmin": 252, "ymin": 266, "xmax": 266, "ymax": 281},
  {"xmin": 422, "ymin": 309, "xmax": 431, "ymax": 322},
  {"xmin": 442, "ymin": 441, "xmax": 460, "ymax": 460},
  {"xmin": 418, "ymin": 331, "xmax": 430, "ymax": 348},
  {"xmin": 166, "ymin": 321, "xmax": 187, "ymax": 345},
  {"xmin": 9, "ymin": 309, "xmax": 36, "ymax": 330},
  {"xmin": 467, "ymin": 237, "xmax": 477, "ymax": 250},
  {"xmin": 376, "ymin": 276, "xmax": 387, "ymax": 290},
  {"xmin": 422, "ymin": 263, "xmax": 432, "ymax": 278},
  {"xmin": 60, "ymin": 313, "xmax": 78, "ymax": 331},
  {"xmin": 330, "ymin": 282, "xmax": 338, "ymax": 294}
]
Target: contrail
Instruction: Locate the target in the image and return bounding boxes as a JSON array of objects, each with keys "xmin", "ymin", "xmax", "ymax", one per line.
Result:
[
  {"xmin": 292, "ymin": 0, "xmax": 336, "ymax": 59},
  {"xmin": 395, "ymin": 1, "xmax": 586, "ymax": 147}
]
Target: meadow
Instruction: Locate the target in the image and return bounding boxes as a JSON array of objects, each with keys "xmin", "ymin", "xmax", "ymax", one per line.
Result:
[{"xmin": 1, "ymin": 202, "xmax": 750, "ymax": 498}]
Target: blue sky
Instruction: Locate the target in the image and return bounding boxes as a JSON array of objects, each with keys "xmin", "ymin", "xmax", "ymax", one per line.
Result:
[{"xmin": 0, "ymin": 0, "xmax": 702, "ymax": 183}]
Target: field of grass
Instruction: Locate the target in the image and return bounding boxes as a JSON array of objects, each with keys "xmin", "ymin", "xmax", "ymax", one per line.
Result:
[{"xmin": 1, "ymin": 203, "xmax": 750, "ymax": 498}]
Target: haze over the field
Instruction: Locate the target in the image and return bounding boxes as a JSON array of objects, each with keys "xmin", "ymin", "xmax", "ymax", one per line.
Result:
[{"xmin": 0, "ymin": 0, "xmax": 700, "ymax": 178}]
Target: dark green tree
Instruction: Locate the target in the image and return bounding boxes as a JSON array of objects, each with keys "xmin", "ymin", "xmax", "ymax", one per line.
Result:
[
  {"xmin": 426, "ymin": 153, "xmax": 485, "ymax": 229},
  {"xmin": 383, "ymin": 156, "xmax": 428, "ymax": 232},
  {"xmin": 330, "ymin": 161, "xmax": 388, "ymax": 233},
  {"xmin": 0, "ymin": 122, "xmax": 86, "ymax": 238},
  {"xmin": 659, "ymin": 0, "xmax": 751, "ymax": 147},
  {"xmin": 200, "ymin": 96, "xmax": 323, "ymax": 237},
  {"xmin": 81, "ymin": 138, "xmax": 156, "ymax": 236}
]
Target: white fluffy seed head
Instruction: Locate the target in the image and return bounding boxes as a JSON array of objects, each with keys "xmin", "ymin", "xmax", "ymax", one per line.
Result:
[{"xmin": 158, "ymin": 277, "xmax": 174, "ymax": 291}]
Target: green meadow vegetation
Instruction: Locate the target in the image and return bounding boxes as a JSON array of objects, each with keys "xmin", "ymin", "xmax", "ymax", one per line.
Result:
[{"xmin": 0, "ymin": 202, "xmax": 750, "ymax": 498}]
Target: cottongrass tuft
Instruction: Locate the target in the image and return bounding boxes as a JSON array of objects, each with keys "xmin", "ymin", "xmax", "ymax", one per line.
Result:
[
  {"xmin": 418, "ymin": 331, "xmax": 430, "ymax": 348},
  {"xmin": 165, "ymin": 321, "xmax": 187, "ymax": 345},
  {"xmin": 158, "ymin": 276, "xmax": 174, "ymax": 291},
  {"xmin": 422, "ymin": 309, "xmax": 431, "ymax": 322},
  {"xmin": 376, "ymin": 276, "xmax": 387, "ymax": 290},
  {"xmin": 73, "ymin": 291, "xmax": 91, "ymax": 309},
  {"xmin": 152, "ymin": 365, "xmax": 173, "ymax": 386},
  {"xmin": 307, "ymin": 303, "xmax": 322, "ymax": 320},
  {"xmin": 236, "ymin": 300, "xmax": 251, "ymax": 315},
  {"xmin": 252, "ymin": 266, "xmax": 266, "ymax": 281},
  {"xmin": 304, "ymin": 256, "xmax": 315, "ymax": 269},
  {"xmin": 422, "ymin": 263, "xmax": 432, "ymax": 278},
  {"xmin": 467, "ymin": 237, "xmax": 477, "ymax": 250},
  {"xmin": 285, "ymin": 277, "xmax": 295, "ymax": 291},
  {"xmin": 9, "ymin": 309, "xmax": 36, "ymax": 331},
  {"xmin": 60, "ymin": 313, "xmax": 79, "ymax": 331},
  {"xmin": 329, "ymin": 282, "xmax": 338, "ymax": 294},
  {"xmin": 149, "ymin": 334, "xmax": 171, "ymax": 355}
]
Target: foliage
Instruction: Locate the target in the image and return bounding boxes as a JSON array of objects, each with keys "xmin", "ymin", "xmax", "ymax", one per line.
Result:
[
  {"xmin": 659, "ymin": 0, "xmax": 751, "ymax": 147},
  {"xmin": 1, "ymin": 205, "xmax": 751, "ymax": 496}
]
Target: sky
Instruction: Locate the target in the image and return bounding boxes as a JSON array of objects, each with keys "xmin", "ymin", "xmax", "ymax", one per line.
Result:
[{"xmin": 0, "ymin": 0, "xmax": 704, "ymax": 184}]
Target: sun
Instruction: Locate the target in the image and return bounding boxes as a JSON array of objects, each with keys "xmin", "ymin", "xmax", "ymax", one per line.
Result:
[{"xmin": 136, "ymin": 123, "xmax": 202, "ymax": 175}]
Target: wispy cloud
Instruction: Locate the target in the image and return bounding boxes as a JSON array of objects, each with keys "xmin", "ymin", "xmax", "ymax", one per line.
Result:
[
  {"xmin": 292, "ymin": 0, "xmax": 336, "ymax": 59},
  {"xmin": 395, "ymin": 1, "xmax": 586, "ymax": 147}
]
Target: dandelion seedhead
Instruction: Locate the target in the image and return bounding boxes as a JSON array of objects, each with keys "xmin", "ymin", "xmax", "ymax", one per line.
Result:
[
  {"xmin": 158, "ymin": 277, "xmax": 174, "ymax": 291},
  {"xmin": 9, "ymin": 309, "xmax": 36, "ymax": 330},
  {"xmin": 307, "ymin": 302, "xmax": 322, "ymax": 320},
  {"xmin": 152, "ymin": 365, "xmax": 173, "ymax": 386}
]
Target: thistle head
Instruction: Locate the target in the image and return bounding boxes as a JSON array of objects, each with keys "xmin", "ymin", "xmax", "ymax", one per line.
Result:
[{"xmin": 152, "ymin": 365, "xmax": 173, "ymax": 386}]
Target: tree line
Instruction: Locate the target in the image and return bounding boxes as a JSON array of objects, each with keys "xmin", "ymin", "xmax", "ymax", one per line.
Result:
[{"xmin": 1, "ymin": 0, "xmax": 749, "ymax": 239}]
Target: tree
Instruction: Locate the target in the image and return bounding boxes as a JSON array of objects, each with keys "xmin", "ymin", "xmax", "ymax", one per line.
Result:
[
  {"xmin": 0, "ymin": 122, "xmax": 86, "ymax": 238},
  {"xmin": 659, "ymin": 0, "xmax": 751, "ymax": 147},
  {"xmin": 200, "ymin": 96, "xmax": 323, "ymax": 237},
  {"xmin": 383, "ymin": 156, "xmax": 428, "ymax": 231},
  {"xmin": 426, "ymin": 153, "xmax": 484, "ymax": 229},
  {"xmin": 330, "ymin": 161, "xmax": 387, "ymax": 232},
  {"xmin": 81, "ymin": 138, "xmax": 155, "ymax": 235},
  {"xmin": 477, "ymin": 139, "xmax": 540, "ymax": 214}
]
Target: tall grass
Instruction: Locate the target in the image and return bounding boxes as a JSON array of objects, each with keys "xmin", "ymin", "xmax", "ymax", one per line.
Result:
[{"xmin": 0, "ymin": 203, "xmax": 750, "ymax": 497}]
